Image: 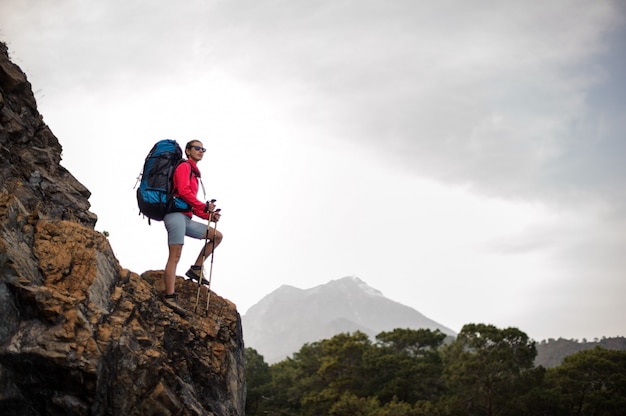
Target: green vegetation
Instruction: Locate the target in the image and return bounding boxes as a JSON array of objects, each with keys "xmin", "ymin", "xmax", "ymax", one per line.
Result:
[{"xmin": 245, "ymin": 324, "xmax": 626, "ymax": 416}]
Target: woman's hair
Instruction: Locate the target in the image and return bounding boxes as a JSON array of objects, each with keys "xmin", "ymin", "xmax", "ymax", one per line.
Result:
[
  {"xmin": 185, "ymin": 140, "xmax": 202, "ymax": 157},
  {"xmin": 185, "ymin": 140, "xmax": 202, "ymax": 150}
]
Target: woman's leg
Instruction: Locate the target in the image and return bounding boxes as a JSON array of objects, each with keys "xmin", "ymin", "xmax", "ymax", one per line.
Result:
[
  {"xmin": 163, "ymin": 213, "xmax": 187, "ymax": 294},
  {"xmin": 193, "ymin": 227, "xmax": 223, "ymax": 267},
  {"xmin": 165, "ymin": 244, "xmax": 183, "ymax": 295}
]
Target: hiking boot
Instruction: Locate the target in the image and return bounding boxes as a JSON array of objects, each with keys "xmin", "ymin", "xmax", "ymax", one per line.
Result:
[
  {"xmin": 186, "ymin": 266, "xmax": 209, "ymax": 285},
  {"xmin": 161, "ymin": 293, "xmax": 187, "ymax": 317}
]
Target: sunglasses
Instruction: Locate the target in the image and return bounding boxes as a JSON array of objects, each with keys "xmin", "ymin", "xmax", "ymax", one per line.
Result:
[{"xmin": 191, "ymin": 145, "xmax": 206, "ymax": 152}]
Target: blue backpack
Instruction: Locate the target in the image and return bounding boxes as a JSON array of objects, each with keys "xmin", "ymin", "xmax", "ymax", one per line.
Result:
[{"xmin": 136, "ymin": 139, "xmax": 193, "ymax": 222}]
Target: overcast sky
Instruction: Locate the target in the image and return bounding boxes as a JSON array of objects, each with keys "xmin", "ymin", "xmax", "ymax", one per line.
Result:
[{"xmin": 2, "ymin": 0, "xmax": 625, "ymax": 342}]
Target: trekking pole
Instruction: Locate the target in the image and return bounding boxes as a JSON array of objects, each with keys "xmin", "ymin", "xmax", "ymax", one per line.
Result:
[
  {"xmin": 204, "ymin": 209, "xmax": 220, "ymax": 317},
  {"xmin": 194, "ymin": 199, "xmax": 216, "ymax": 313}
]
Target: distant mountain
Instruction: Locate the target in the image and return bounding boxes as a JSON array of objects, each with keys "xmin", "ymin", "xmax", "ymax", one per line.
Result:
[
  {"xmin": 535, "ymin": 336, "xmax": 626, "ymax": 368},
  {"xmin": 242, "ymin": 276, "xmax": 456, "ymax": 364}
]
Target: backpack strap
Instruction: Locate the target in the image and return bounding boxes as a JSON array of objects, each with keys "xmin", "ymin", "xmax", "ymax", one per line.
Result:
[
  {"xmin": 186, "ymin": 160, "xmax": 206, "ymax": 199},
  {"xmin": 184, "ymin": 160, "xmax": 199, "ymax": 179},
  {"xmin": 174, "ymin": 160, "xmax": 206, "ymax": 199}
]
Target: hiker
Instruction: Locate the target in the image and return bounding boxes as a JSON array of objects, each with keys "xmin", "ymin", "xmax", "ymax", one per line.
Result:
[{"xmin": 162, "ymin": 140, "xmax": 222, "ymax": 313}]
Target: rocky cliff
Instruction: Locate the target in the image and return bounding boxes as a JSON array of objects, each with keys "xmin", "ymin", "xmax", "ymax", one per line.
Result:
[{"xmin": 0, "ymin": 42, "xmax": 245, "ymax": 416}]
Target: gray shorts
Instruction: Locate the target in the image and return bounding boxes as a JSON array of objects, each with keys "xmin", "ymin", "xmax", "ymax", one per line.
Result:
[{"xmin": 163, "ymin": 212, "xmax": 207, "ymax": 245}]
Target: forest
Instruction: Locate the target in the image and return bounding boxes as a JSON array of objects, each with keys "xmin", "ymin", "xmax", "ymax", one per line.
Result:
[{"xmin": 245, "ymin": 323, "xmax": 626, "ymax": 416}]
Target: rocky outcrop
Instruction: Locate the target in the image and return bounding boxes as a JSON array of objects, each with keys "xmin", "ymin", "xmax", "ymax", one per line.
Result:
[{"xmin": 0, "ymin": 42, "xmax": 245, "ymax": 415}]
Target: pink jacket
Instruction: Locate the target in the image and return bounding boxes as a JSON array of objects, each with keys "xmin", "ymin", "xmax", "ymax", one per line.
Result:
[{"xmin": 172, "ymin": 160, "xmax": 209, "ymax": 219}]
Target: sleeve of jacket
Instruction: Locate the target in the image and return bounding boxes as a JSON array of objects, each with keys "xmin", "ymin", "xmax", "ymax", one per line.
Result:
[{"xmin": 172, "ymin": 162, "xmax": 208, "ymax": 217}]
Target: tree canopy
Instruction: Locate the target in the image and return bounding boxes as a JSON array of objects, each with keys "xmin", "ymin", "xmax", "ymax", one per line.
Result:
[{"xmin": 245, "ymin": 325, "xmax": 626, "ymax": 416}]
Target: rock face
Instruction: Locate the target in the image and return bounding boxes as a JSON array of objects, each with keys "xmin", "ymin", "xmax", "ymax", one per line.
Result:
[{"xmin": 0, "ymin": 42, "xmax": 245, "ymax": 415}]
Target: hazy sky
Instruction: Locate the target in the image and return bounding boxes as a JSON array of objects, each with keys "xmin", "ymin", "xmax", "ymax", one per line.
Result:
[{"xmin": 2, "ymin": 0, "xmax": 625, "ymax": 342}]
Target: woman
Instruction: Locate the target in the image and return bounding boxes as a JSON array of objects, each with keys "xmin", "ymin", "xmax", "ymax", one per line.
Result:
[{"xmin": 162, "ymin": 140, "xmax": 222, "ymax": 315}]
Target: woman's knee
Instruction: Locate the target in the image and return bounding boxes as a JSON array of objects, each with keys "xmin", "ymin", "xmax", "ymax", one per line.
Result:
[
  {"xmin": 214, "ymin": 229, "xmax": 223, "ymax": 243},
  {"xmin": 167, "ymin": 245, "xmax": 183, "ymax": 262},
  {"xmin": 207, "ymin": 228, "xmax": 223, "ymax": 243}
]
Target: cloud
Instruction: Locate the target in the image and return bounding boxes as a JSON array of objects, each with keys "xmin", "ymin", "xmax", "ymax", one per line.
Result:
[
  {"xmin": 1, "ymin": 0, "xmax": 210, "ymax": 94},
  {"xmin": 195, "ymin": 0, "xmax": 626, "ymax": 205},
  {"xmin": 3, "ymin": 1, "xmax": 624, "ymax": 205}
]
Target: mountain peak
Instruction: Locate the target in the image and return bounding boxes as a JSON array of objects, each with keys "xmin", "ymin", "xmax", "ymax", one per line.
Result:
[
  {"xmin": 326, "ymin": 275, "xmax": 384, "ymax": 297},
  {"xmin": 243, "ymin": 276, "xmax": 455, "ymax": 363}
]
